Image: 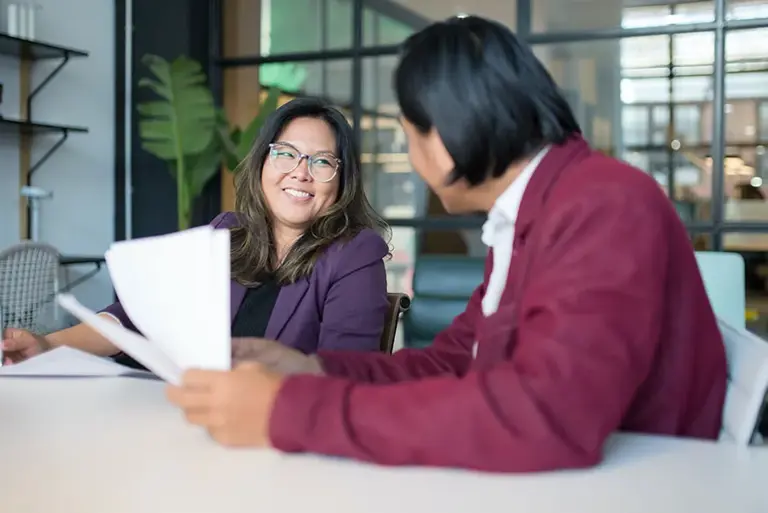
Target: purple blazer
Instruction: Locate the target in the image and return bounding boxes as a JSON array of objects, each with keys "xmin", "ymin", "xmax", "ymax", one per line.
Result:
[{"xmin": 102, "ymin": 212, "xmax": 390, "ymax": 354}]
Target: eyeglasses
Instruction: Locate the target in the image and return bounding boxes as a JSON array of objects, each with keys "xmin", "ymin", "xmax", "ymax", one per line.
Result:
[{"xmin": 267, "ymin": 142, "xmax": 340, "ymax": 183}]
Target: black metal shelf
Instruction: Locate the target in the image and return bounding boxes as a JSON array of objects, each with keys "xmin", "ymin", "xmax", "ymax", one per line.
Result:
[
  {"xmin": 0, "ymin": 117, "xmax": 88, "ymax": 180},
  {"xmin": 0, "ymin": 117, "xmax": 88, "ymax": 135},
  {"xmin": 0, "ymin": 32, "xmax": 88, "ymax": 60}
]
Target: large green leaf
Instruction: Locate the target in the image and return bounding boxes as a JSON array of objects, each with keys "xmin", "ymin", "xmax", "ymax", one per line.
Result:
[
  {"xmin": 136, "ymin": 54, "xmax": 218, "ymax": 230},
  {"xmin": 136, "ymin": 54, "xmax": 216, "ymax": 162}
]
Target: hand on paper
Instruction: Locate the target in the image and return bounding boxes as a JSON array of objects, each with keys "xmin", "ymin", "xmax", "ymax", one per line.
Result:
[
  {"xmin": 166, "ymin": 362, "xmax": 285, "ymax": 447},
  {"xmin": 232, "ymin": 337, "xmax": 324, "ymax": 376},
  {"xmin": 1, "ymin": 328, "xmax": 50, "ymax": 364}
]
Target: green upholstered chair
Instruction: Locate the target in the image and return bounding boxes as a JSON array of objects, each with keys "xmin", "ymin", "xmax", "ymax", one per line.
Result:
[
  {"xmin": 402, "ymin": 255, "xmax": 485, "ymax": 349},
  {"xmin": 695, "ymin": 251, "xmax": 746, "ymax": 329},
  {"xmin": 402, "ymin": 250, "xmax": 747, "ymax": 349}
]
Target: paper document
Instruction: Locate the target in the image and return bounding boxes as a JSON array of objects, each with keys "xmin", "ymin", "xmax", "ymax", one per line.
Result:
[
  {"xmin": 0, "ymin": 346, "xmax": 150, "ymax": 378},
  {"xmin": 56, "ymin": 225, "xmax": 232, "ymax": 384}
]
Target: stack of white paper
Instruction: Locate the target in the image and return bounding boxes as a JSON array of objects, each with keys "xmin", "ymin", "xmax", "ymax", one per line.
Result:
[
  {"xmin": 0, "ymin": 346, "xmax": 152, "ymax": 378},
  {"xmin": 56, "ymin": 225, "xmax": 231, "ymax": 384}
]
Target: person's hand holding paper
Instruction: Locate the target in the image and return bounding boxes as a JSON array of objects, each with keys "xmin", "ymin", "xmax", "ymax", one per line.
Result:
[{"xmin": 58, "ymin": 226, "xmax": 232, "ymax": 384}]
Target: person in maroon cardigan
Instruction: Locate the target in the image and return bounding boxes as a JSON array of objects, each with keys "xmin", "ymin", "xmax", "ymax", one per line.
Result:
[{"xmin": 167, "ymin": 16, "xmax": 727, "ymax": 473}]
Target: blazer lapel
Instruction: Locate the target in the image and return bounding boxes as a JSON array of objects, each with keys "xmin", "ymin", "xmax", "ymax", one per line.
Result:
[
  {"xmin": 265, "ymin": 278, "xmax": 310, "ymax": 340},
  {"xmin": 230, "ymin": 280, "xmax": 247, "ymax": 324}
]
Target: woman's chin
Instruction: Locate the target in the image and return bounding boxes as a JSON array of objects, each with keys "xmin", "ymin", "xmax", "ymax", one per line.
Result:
[{"xmin": 274, "ymin": 213, "xmax": 314, "ymax": 231}]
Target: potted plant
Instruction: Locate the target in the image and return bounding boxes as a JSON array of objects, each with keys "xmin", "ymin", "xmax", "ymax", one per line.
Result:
[{"xmin": 136, "ymin": 54, "xmax": 281, "ymax": 230}]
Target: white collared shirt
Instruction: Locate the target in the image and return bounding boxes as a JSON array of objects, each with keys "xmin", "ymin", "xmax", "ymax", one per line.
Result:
[{"xmin": 472, "ymin": 146, "xmax": 550, "ymax": 358}]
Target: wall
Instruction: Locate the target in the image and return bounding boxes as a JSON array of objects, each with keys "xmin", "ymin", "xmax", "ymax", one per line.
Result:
[{"xmin": 0, "ymin": 0, "xmax": 115, "ymax": 312}]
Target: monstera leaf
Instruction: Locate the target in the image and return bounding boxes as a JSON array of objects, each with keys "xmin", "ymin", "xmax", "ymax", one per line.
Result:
[{"xmin": 137, "ymin": 54, "xmax": 218, "ymax": 230}]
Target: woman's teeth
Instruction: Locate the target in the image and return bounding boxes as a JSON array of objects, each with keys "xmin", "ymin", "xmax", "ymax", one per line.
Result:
[{"xmin": 285, "ymin": 188, "xmax": 312, "ymax": 198}]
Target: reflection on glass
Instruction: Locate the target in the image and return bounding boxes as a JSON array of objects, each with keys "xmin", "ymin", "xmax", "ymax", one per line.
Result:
[
  {"xmin": 384, "ymin": 1, "xmax": 515, "ymax": 28},
  {"xmin": 533, "ymin": 20, "xmax": 768, "ymax": 224},
  {"xmin": 533, "ymin": 35, "xmax": 714, "ymax": 219},
  {"xmin": 722, "ymin": 28, "xmax": 768, "ymax": 221},
  {"xmin": 363, "ymin": 5, "xmax": 415, "ymax": 46},
  {"xmin": 360, "ymin": 56, "xmax": 420, "ymax": 219},
  {"xmin": 223, "ymin": 0, "xmax": 352, "ymax": 57},
  {"xmin": 531, "ymin": 1, "xmax": 767, "ymax": 34},
  {"xmin": 532, "ymin": 0, "xmax": 715, "ymax": 33},
  {"xmin": 253, "ymin": 60, "xmax": 353, "ymax": 110}
]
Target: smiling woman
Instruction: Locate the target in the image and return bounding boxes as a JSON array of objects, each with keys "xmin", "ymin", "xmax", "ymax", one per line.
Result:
[{"xmin": 1, "ymin": 98, "xmax": 393, "ymax": 366}]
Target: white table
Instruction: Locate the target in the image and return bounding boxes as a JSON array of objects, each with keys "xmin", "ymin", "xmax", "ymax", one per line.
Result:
[{"xmin": 0, "ymin": 377, "xmax": 766, "ymax": 513}]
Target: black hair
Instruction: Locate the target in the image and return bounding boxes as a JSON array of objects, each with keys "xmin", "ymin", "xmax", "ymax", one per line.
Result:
[{"xmin": 394, "ymin": 16, "xmax": 581, "ymax": 186}]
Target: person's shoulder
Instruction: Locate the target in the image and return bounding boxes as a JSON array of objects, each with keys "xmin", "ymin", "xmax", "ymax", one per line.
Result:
[
  {"xmin": 210, "ymin": 211, "xmax": 241, "ymax": 229},
  {"xmin": 332, "ymin": 228, "xmax": 388, "ymax": 259},
  {"xmin": 559, "ymin": 152, "xmax": 674, "ymax": 219},
  {"xmin": 322, "ymin": 228, "xmax": 389, "ymax": 274}
]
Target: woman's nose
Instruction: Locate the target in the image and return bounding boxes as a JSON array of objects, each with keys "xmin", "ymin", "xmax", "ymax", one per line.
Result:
[{"xmin": 289, "ymin": 157, "xmax": 312, "ymax": 180}]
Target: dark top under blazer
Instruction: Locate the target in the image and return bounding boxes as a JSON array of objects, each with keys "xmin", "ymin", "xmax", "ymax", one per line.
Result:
[
  {"xmin": 231, "ymin": 277, "xmax": 281, "ymax": 338},
  {"xmin": 102, "ymin": 212, "xmax": 390, "ymax": 354}
]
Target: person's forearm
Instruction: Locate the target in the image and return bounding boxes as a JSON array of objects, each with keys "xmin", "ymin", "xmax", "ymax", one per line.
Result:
[
  {"xmin": 318, "ymin": 345, "xmax": 470, "ymax": 383},
  {"xmin": 46, "ymin": 313, "xmax": 120, "ymax": 356}
]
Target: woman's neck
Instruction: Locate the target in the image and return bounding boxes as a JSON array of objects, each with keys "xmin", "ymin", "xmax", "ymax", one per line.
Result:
[{"xmin": 273, "ymin": 226, "xmax": 304, "ymax": 264}]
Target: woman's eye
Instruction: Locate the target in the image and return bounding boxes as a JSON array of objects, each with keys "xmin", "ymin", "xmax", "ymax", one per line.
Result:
[{"xmin": 314, "ymin": 158, "xmax": 332, "ymax": 167}]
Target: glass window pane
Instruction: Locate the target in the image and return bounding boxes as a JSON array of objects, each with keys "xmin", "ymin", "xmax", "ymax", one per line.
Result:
[
  {"xmin": 256, "ymin": 59, "xmax": 353, "ymax": 107},
  {"xmin": 532, "ymin": 1, "xmax": 714, "ymax": 34},
  {"xmin": 533, "ymin": 37, "xmax": 712, "ymax": 216},
  {"xmin": 760, "ymin": 103, "xmax": 768, "ymax": 137},
  {"xmin": 674, "ymin": 105, "xmax": 702, "ymax": 145},
  {"xmin": 622, "ymin": 106, "xmax": 649, "ymax": 146},
  {"xmin": 222, "ymin": 0, "xmax": 352, "ymax": 57},
  {"xmin": 652, "ymin": 106, "xmax": 671, "ymax": 145},
  {"xmin": 363, "ymin": 6, "xmax": 416, "ymax": 46},
  {"xmin": 375, "ymin": 1, "xmax": 515, "ymax": 36},
  {"xmin": 723, "ymin": 28, "xmax": 768, "ymax": 221},
  {"xmin": 361, "ymin": 56, "xmax": 423, "ymax": 220},
  {"xmin": 727, "ymin": 0, "xmax": 768, "ymax": 21}
]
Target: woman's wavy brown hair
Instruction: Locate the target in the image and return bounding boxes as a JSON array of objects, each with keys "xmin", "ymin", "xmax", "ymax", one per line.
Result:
[{"xmin": 230, "ymin": 97, "xmax": 390, "ymax": 287}]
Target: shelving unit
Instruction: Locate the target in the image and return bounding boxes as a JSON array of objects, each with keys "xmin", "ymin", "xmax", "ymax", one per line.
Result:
[{"xmin": 0, "ymin": 32, "xmax": 89, "ymax": 238}]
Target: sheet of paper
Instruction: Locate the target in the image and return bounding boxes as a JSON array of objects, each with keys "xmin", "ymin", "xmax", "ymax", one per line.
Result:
[
  {"xmin": 104, "ymin": 226, "xmax": 231, "ymax": 371},
  {"xmin": 0, "ymin": 346, "xmax": 149, "ymax": 378},
  {"xmin": 57, "ymin": 294, "xmax": 182, "ymax": 384}
]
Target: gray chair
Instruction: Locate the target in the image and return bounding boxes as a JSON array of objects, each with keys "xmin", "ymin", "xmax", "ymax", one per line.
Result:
[{"xmin": 0, "ymin": 242, "xmax": 60, "ymax": 334}]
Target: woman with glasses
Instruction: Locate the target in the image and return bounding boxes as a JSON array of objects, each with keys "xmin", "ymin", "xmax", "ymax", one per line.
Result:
[{"xmin": 2, "ymin": 98, "xmax": 391, "ymax": 363}]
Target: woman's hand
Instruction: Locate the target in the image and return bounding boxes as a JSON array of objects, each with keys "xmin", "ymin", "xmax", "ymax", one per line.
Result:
[
  {"xmin": 166, "ymin": 362, "xmax": 285, "ymax": 447},
  {"xmin": 232, "ymin": 337, "xmax": 325, "ymax": 376},
  {"xmin": 1, "ymin": 328, "xmax": 50, "ymax": 365}
]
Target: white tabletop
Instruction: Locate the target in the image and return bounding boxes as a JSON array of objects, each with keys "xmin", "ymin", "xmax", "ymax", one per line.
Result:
[{"xmin": 0, "ymin": 377, "xmax": 766, "ymax": 513}]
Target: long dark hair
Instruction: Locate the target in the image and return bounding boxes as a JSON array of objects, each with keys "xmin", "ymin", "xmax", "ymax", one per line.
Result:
[{"xmin": 230, "ymin": 97, "xmax": 389, "ymax": 286}]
